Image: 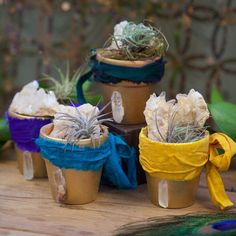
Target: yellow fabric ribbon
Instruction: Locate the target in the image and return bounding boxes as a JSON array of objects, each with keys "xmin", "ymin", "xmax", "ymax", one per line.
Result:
[{"xmin": 139, "ymin": 127, "xmax": 236, "ymax": 210}]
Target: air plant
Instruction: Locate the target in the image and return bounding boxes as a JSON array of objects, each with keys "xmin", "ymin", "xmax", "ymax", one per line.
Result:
[
  {"xmin": 42, "ymin": 62, "xmax": 81, "ymax": 104},
  {"xmin": 55, "ymin": 102, "xmax": 112, "ymax": 147},
  {"xmin": 154, "ymin": 109, "xmax": 208, "ymax": 144},
  {"xmin": 166, "ymin": 124, "xmax": 208, "ymax": 143},
  {"xmin": 102, "ymin": 22, "xmax": 169, "ymax": 60}
]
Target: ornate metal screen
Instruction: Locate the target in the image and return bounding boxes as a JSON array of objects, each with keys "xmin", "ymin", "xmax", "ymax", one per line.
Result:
[{"xmin": 0, "ymin": 0, "xmax": 236, "ymax": 114}]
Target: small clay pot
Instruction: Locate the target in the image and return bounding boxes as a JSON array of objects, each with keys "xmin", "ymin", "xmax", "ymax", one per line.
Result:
[
  {"xmin": 40, "ymin": 123, "xmax": 108, "ymax": 205},
  {"xmin": 96, "ymin": 52, "xmax": 159, "ymax": 125},
  {"xmin": 8, "ymin": 111, "xmax": 49, "ymax": 179}
]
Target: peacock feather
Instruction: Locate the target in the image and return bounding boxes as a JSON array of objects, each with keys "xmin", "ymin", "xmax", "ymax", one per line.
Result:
[{"xmin": 116, "ymin": 212, "xmax": 236, "ymax": 236}]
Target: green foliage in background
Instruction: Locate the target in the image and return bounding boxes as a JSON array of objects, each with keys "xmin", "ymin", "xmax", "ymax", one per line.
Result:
[
  {"xmin": 0, "ymin": 118, "xmax": 10, "ymax": 148},
  {"xmin": 41, "ymin": 63, "xmax": 80, "ymax": 104},
  {"xmin": 209, "ymin": 87, "xmax": 236, "ymax": 141}
]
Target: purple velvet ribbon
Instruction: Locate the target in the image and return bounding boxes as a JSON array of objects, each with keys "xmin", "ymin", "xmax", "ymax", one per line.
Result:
[{"xmin": 7, "ymin": 112, "xmax": 51, "ymax": 152}]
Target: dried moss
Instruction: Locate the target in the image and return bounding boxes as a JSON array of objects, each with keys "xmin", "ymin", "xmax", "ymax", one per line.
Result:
[{"xmin": 101, "ymin": 22, "xmax": 169, "ymax": 61}]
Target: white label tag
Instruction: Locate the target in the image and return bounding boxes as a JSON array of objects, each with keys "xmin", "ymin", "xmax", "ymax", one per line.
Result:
[
  {"xmin": 53, "ymin": 168, "xmax": 66, "ymax": 203},
  {"xmin": 158, "ymin": 179, "xmax": 168, "ymax": 208},
  {"xmin": 23, "ymin": 151, "xmax": 34, "ymax": 180},
  {"xmin": 111, "ymin": 91, "xmax": 124, "ymax": 123}
]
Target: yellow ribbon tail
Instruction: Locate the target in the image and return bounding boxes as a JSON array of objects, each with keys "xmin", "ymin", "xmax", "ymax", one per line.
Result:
[
  {"xmin": 206, "ymin": 162, "xmax": 233, "ymax": 210},
  {"xmin": 206, "ymin": 133, "xmax": 236, "ymax": 209}
]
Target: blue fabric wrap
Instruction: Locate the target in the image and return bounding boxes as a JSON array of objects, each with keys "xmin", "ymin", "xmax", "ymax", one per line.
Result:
[
  {"xmin": 35, "ymin": 136, "xmax": 110, "ymax": 171},
  {"xmin": 77, "ymin": 51, "xmax": 166, "ymax": 104},
  {"xmin": 35, "ymin": 133, "xmax": 137, "ymax": 189}
]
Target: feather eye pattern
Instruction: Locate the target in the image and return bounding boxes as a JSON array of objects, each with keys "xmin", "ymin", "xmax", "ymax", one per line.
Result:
[
  {"xmin": 115, "ymin": 213, "xmax": 236, "ymax": 236},
  {"xmin": 212, "ymin": 220, "xmax": 236, "ymax": 231}
]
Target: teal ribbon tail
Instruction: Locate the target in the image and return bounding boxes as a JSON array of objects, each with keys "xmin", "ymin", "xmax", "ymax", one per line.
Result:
[
  {"xmin": 123, "ymin": 147, "xmax": 137, "ymax": 188},
  {"xmin": 102, "ymin": 133, "xmax": 137, "ymax": 189},
  {"xmin": 76, "ymin": 69, "xmax": 93, "ymax": 104}
]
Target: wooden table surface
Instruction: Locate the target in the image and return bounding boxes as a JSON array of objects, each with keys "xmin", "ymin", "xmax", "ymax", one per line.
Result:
[{"xmin": 0, "ymin": 149, "xmax": 236, "ymax": 236}]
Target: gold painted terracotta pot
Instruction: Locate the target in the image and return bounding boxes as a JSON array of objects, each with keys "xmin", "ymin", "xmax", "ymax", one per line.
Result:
[
  {"xmin": 97, "ymin": 52, "xmax": 159, "ymax": 125},
  {"xmin": 8, "ymin": 111, "xmax": 49, "ymax": 179},
  {"xmin": 99, "ymin": 81, "xmax": 157, "ymax": 125},
  {"xmin": 40, "ymin": 123, "xmax": 108, "ymax": 205},
  {"xmin": 139, "ymin": 128, "xmax": 207, "ymax": 209},
  {"xmin": 146, "ymin": 173, "xmax": 199, "ymax": 209},
  {"xmin": 16, "ymin": 147, "xmax": 47, "ymax": 178}
]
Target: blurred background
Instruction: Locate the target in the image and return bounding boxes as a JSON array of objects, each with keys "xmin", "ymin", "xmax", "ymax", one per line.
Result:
[{"xmin": 1, "ymin": 0, "xmax": 236, "ymax": 116}]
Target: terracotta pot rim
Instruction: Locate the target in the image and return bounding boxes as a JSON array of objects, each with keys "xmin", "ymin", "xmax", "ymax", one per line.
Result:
[
  {"xmin": 8, "ymin": 110, "xmax": 52, "ymax": 120},
  {"xmin": 40, "ymin": 123, "xmax": 108, "ymax": 146},
  {"xmin": 97, "ymin": 81, "xmax": 157, "ymax": 88},
  {"xmin": 96, "ymin": 49, "xmax": 160, "ymax": 67}
]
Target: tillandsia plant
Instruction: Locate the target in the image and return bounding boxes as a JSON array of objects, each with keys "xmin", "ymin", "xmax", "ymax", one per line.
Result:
[
  {"xmin": 42, "ymin": 62, "xmax": 81, "ymax": 104},
  {"xmin": 156, "ymin": 109, "xmax": 208, "ymax": 143},
  {"xmin": 50, "ymin": 102, "xmax": 112, "ymax": 147},
  {"xmin": 101, "ymin": 21, "xmax": 169, "ymax": 61},
  {"xmin": 144, "ymin": 89, "xmax": 210, "ymax": 143}
]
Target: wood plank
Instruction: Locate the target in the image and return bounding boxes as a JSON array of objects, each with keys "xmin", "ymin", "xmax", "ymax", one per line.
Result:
[
  {"xmin": 0, "ymin": 228, "xmax": 47, "ymax": 236},
  {"xmin": 0, "ymin": 151, "xmax": 236, "ymax": 236}
]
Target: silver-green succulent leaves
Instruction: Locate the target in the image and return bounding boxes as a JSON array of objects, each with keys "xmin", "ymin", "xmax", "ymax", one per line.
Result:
[
  {"xmin": 103, "ymin": 21, "xmax": 169, "ymax": 60},
  {"xmin": 55, "ymin": 103, "xmax": 112, "ymax": 146},
  {"xmin": 154, "ymin": 107, "xmax": 208, "ymax": 144},
  {"xmin": 42, "ymin": 62, "xmax": 81, "ymax": 104}
]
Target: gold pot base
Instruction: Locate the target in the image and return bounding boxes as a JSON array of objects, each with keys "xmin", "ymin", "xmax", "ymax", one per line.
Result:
[
  {"xmin": 45, "ymin": 160, "xmax": 102, "ymax": 205},
  {"xmin": 146, "ymin": 173, "xmax": 199, "ymax": 209},
  {"xmin": 15, "ymin": 147, "xmax": 47, "ymax": 178}
]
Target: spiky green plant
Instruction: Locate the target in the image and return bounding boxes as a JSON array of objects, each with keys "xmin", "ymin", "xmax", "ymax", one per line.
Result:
[
  {"xmin": 56, "ymin": 103, "xmax": 112, "ymax": 147},
  {"xmin": 42, "ymin": 63, "xmax": 81, "ymax": 104},
  {"xmin": 154, "ymin": 109, "xmax": 207, "ymax": 143},
  {"xmin": 102, "ymin": 22, "xmax": 169, "ymax": 60}
]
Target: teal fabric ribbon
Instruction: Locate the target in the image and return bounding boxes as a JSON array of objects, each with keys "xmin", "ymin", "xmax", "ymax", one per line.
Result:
[
  {"xmin": 36, "ymin": 133, "xmax": 137, "ymax": 189},
  {"xmin": 101, "ymin": 133, "xmax": 137, "ymax": 189},
  {"xmin": 35, "ymin": 136, "xmax": 110, "ymax": 171},
  {"xmin": 77, "ymin": 50, "xmax": 165, "ymax": 104}
]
